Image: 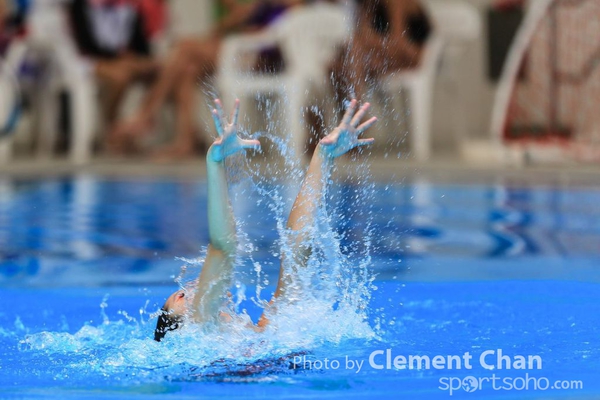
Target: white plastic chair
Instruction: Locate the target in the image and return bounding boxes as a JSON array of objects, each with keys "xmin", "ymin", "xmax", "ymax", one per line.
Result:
[
  {"xmin": 217, "ymin": 2, "xmax": 350, "ymax": 157},
  {"xmin": 0, "ymin": 41, "xmax": 25, "ymax": 163},
  {"xmin": 0, "ymin": 0, "xmax": 98, "ymax": 165},
  {"xmin": 427, "ymin": 0, "xmax": 482, "ymax": 147},
  {"xmin": 30, "ymin": 0, "xmax": 98, "ymax": 165},
  {"xmin": 382, "ymin": 34, "xmax": 443, "ymax": 161},
  {"xmin": 382, "ymin": 0, "xmax": 481, "ymax": 161}
]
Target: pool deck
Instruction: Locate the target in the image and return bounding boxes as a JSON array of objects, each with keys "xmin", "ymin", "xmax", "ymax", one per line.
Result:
[{"xmin": 2, "ymin": 154, "xmax": 600, "ymax": 188}]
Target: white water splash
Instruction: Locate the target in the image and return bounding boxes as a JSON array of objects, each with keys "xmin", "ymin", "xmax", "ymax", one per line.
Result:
[{"xmin": 18, "ymin": 124, "xmax": 379, "ymax": 381}]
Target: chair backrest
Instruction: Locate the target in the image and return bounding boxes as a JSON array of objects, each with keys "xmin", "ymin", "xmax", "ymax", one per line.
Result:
[
  {"xmin": 425, "ymin": 0, "xmax": 481, "ymax": 42},
  {"xmin": 0, "ymin": 62, "xmax": 21, "ymax": 138},
  {"xmin": 27, "ymin": 0, "xmax": 72, "ymax": 44},
  {"xmin": 419, "ymin": 33, "xmax": 444, "ymax": 78},
  {"xmin": 272, "ymin": 3, "xmax": 351, "ymax": 80}
]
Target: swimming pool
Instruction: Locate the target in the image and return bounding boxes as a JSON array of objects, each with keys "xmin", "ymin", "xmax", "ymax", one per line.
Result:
[{"xmin": 0, "ymin": 173, "xmax": 599, "ymax": 399}]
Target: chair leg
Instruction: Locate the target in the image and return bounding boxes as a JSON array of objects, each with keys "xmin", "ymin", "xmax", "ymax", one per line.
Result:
[
  {"xmin": 36, "ymin": 81, "xmax": 59, "ymax": 158},
  {"xmin": 409, "ymin": 80, "xmax": 431, "ymax": 161},
  {"xmin": 69, "ymin": 79, "xmax": 96, "ymax": 164},
  {"xmin": 0, "ymin": 139, "xmax": 13, "ymax": 164},
  {"xmin": 5, "ymin": 41, "xmax": 27, "ymax": 72},
  {"xmin": 0, "ymin": 41, "xmax": 29, "ymax": 164}
]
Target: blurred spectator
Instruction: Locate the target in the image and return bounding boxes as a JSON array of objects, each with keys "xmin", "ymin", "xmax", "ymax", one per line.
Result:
[
  {"xmin": 0, "ymin": 0, "xmax": 29, "ymax": 54},
  {"xmin": 0, "ymin": 1, "xmax": 7, "ymax": 52},
  {"xmin": 138, "ymin": 0, "xmax": 167, "ymax": 41},
  {"xmin": 110, "ymin": 0, "xmax": 307, "ymax": 159},
  {"xmin": 67, "ymin": 0, "xmax": 164, "ymax": 148},
  {"xmin": 331, "ymin": 0, "xmax": 431, "ymax": 101},
  {"xmin": 494, "ymin": 0, "xmax": 526, "ymax": 12}
]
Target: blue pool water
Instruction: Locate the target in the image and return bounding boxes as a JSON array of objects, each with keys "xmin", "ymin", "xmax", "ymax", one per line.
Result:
[{"xmin": 0, "ymin": 174, "xmax": 599, "ymax": 399}]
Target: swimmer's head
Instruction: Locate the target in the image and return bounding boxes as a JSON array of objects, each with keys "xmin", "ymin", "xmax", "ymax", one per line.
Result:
[{"xmin": 154, "ymin": 290, "xmax": 187, "ymax": 342}]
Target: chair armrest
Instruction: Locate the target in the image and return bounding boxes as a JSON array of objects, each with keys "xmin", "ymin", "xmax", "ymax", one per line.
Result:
[
  {"xmin": 218, "ymin": 29, "xmax": 280, "ymax": 74},
  {"xmin": 385, "ymin": 34, "xmax": 443, "ymax": 82},
  {"xmin": 420, "ymin": 34, "xmax": 444, "ymax": 75}
]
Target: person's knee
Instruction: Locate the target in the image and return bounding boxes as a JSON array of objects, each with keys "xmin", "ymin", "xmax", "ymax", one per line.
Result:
[
  {"xmin": 115, "ymin": 70, "xmax": 134, "ymax": 89},
  {"xmin": 176, "ymin": 37, "xmax": 217, "ymax": 66},
  {"xmin": 175, "ymin": 38, "xmax": 202, "ymax": 57},
  {"xmin": 183, "ymin": 60, "xmax": 199, "ymax": 76},
  {"xmin": 96, "ymin": 62, "xmax": 131, "ymax": 90},
  {"xmin": 165, "ymin": 41, "xmax": 195, "ymax": 73},
  {"xmin": 174, "ymin": 63, "xmax": 198, "ymax": 100}
]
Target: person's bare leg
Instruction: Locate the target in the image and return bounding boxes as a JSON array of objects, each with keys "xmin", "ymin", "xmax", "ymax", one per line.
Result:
[
  {"xmin": 152, "ymin": 63, "xmax": 200, "ymax": 159},
  {"xmin": 113, "ymin": 38, "xmax": 220, "ymax": 140},
  {"xmin": 152, "ymin": 39, "xmax": 219, "ymax": 160},
  {"xmin": 99, "ymin": 57, "xmax": 159, "ymax": 153},
  {"xmin": 95, "ymin": 59, "xmax": 134, "ymax": 153},
  {"xmin": 104, "ymin": 83, "xmax": 132, "ymax": 154},
  {"xmin": 138, "ymin": 45, "xmax": 191, "ymax": 121},
  {"xmin": 103, "ymin": 74, "xmax": 129, "ymax": 124}
]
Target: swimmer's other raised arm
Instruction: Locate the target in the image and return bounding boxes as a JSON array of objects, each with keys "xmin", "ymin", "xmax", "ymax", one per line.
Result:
[
  {"xmin": 191, "ymin": 99, "xmax": 260, "ymax": 323},
  {"xmin": 258, "ymin": 99, "xmax": 376, "ymax": 327}
]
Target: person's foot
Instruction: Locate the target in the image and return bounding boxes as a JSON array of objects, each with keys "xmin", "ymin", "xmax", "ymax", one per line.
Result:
[
  {"xmin": 105, "ymin": 133, "xmax": 144, "ymax": 156},
  {"xmin": 105, "ymin": 115, "xmax": 154, "ymax": 155},
  {"xmin": 151, "ymin": 141, "xmax": 197, "ymax": 162},
  {"xmin": 105, "ymin": 128, "xmax": 134, "ymax": 155}
]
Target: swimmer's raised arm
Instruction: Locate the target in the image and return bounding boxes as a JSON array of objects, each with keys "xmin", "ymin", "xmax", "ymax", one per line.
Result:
[
  {"xmin": 191, "ymin": 99, "xmax": 260, "ymax": 323},
  {"xmin": 265, "ymin": 99, "xmax": 376, "ymax": 313}
]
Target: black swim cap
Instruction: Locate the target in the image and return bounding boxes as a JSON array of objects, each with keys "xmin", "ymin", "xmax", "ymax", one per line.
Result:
[{"xmin": 154, "ymin": 309, "xmax": 182, "ymax": 342}]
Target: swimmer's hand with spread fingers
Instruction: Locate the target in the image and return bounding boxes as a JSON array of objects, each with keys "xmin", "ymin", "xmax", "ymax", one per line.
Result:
[
  {"xmin": 208, "ymin": 98, "xmax": 261, "ymax": 163},
  {"xmin": 319, "ymin": 99, "xmax": 377, "ymax": 158}
]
